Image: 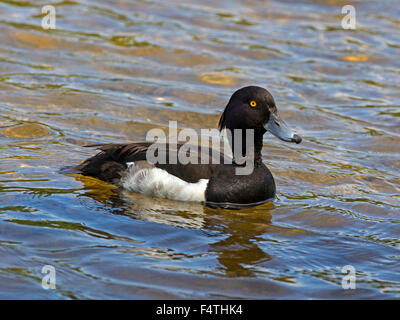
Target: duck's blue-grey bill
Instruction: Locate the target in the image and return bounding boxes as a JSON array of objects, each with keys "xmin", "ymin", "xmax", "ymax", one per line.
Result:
[{"xmin": 264, "ymin": 113, "xmax": 302, "ymax": 144}]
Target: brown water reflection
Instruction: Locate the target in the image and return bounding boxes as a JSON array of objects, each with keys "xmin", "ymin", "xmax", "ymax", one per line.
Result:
[
  {"xmin": 0, "ymin": 0, "xmax": 400, "ymax": 298},
  {"xmin": 77, "ymin": 174, "xmax": 274, "ymax": 278}
]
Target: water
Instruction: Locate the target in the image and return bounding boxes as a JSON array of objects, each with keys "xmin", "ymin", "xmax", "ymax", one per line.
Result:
[{"xmin": 0, "ymin": 0, "xmax": 400, "ymax": 299}]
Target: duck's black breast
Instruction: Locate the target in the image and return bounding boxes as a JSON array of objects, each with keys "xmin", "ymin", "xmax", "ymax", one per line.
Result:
[{"xmin": 205, "ymin": 163, "xmax": 276, "ymax": 206}]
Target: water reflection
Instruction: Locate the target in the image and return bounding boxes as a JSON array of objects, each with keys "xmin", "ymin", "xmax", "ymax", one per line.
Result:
[
  {"xmin": 75, "ymin": 173, "xmax": 273, "ymax": 277},
  {"xmin": 208, "ymin": 209, "xmax": 273, "ymax": 277}
]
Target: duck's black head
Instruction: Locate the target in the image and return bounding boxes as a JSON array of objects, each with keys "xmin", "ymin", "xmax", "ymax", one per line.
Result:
[{"xmin": 218, "ymin": 86, "xmax": 302, "ymax": 144}]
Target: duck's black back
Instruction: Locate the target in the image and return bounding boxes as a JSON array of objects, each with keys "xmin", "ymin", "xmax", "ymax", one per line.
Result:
[{"xmin": 74, "ymin": 142, "xmax": 230, "ymax": 184}]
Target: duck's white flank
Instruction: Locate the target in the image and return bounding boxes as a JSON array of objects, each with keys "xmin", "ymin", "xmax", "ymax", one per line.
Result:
[{"xmin": 122, "ymin": 162, "xmax": 208, "ymax": 202}]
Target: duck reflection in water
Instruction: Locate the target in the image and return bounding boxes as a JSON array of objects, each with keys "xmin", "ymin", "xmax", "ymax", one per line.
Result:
[{"xmin": 74, "ymin": 174, "xmax": 273, "ymax": 277}]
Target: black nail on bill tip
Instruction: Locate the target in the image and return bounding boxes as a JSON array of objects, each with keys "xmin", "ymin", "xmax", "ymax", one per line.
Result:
[{"xmin": 292, "ymin": 134, "xmax": 302, "ymax": 144}]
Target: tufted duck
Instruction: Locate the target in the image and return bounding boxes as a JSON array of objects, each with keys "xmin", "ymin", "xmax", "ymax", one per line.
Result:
[{"xmin": 73, "ymin": 86, "xmax": 301, "ymax": 209}]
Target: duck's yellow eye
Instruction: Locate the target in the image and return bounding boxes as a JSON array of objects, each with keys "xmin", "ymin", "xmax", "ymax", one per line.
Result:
[{"xmin": 250, "ymin": 100, "xmax": 257, "ymax": 107}]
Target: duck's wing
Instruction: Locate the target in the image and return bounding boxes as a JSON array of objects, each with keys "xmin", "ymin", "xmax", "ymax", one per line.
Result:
[{"xmin": 73, "ymin": 142, "xmax": 231, "ymax": 185}]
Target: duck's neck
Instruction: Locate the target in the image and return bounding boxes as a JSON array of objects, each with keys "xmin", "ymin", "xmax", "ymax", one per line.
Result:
[{"xmin": 227, "ymin": 128, "xmax": 264, "ymax": 165}]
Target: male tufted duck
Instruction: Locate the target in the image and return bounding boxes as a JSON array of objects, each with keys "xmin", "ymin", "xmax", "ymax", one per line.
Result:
[{"xmin": 73, "ymin": 86, "xmax": 301, "ymax": 209}]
